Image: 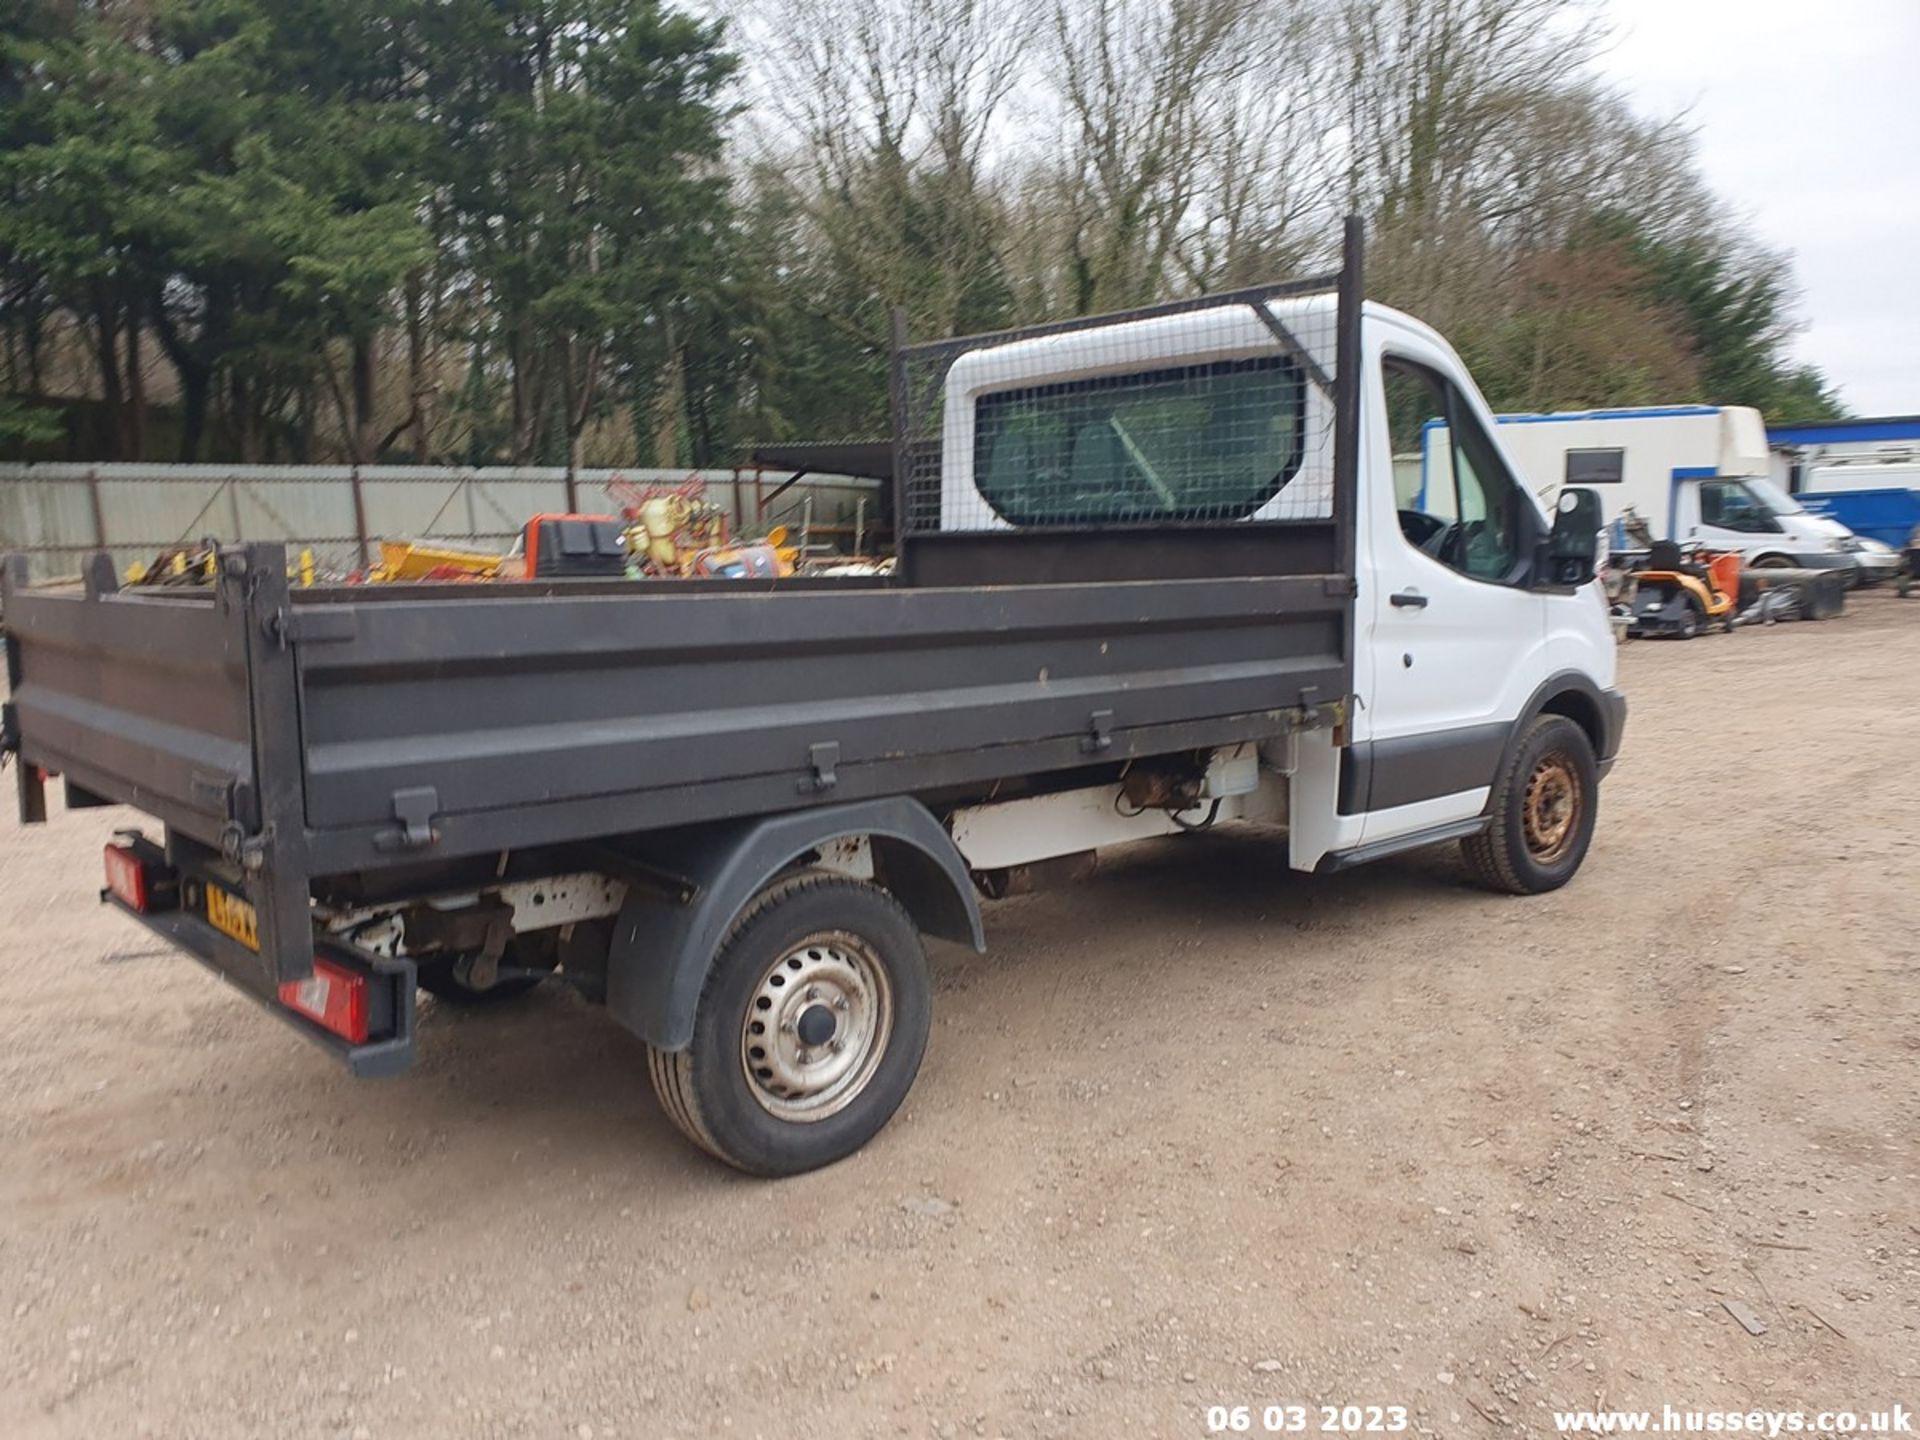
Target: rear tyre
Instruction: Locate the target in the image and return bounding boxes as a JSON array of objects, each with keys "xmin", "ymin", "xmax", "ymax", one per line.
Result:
[
  {"xmin": 1461, "ymin": 715, "xmax": 1599, "ymax": 896},
  {"xmin": 647, "ymin": 874, "xmax": 932, "ymax": 1177}
]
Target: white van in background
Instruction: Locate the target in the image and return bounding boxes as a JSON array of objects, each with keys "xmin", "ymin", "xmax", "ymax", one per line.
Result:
[{"xmin": 1464, "ymin": 405, "xmax": 1859, "ymax": 572}]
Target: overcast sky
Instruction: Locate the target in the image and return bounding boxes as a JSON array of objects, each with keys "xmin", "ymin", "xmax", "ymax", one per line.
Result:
[{"xmin": 1595, "ymin": 0, "xmax": 1919, "ymax": 416}]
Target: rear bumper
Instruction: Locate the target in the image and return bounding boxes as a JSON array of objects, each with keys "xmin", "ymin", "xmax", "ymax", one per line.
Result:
[
  {"xmin": 104, "ymin": 896, "xmax": 418, "ymax": 1078},
  {"xmin": 1596, "ymin": 688, "xmax": 1627, "ymax": 780},
  {"xmin": 1853, "ymin": 554, "xmax": 1907, "ymax": 584}
]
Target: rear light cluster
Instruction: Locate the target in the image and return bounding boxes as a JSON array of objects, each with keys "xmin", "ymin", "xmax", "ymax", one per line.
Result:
[
  {"xmin": 102, "ymin": 840, "xmax": 372, "ymax": 1047},
  {"xmin": 103, "ymin": 839, "xmax": 178, "ymax": 913},
  {"xmin": 278, "ymin": 958, "xmax": 370, "ymax": 1045},
  {"xmin": 102, "ymin": 844, "xmax": 147, "ymax": 910}
]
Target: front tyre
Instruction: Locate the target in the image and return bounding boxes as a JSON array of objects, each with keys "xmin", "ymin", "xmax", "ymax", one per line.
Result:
[
  {"xmin": 647, "ymin": 874, "xmax": 932, "ymax": 1177},
  {"xmin": 1461, "ymin": 715, "xmax": 1599, "ymax": 895}
]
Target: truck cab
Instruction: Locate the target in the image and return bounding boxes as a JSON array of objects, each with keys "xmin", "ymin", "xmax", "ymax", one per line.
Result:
[
  {"xmin": 1673, "ymin": 472, "xmax": 1855, "ymax": 569},
  {"xmin": 936, "ymin": 293, "xmax": 1623, "ymax": 871}
]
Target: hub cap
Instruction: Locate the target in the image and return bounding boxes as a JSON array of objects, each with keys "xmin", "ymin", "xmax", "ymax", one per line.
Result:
[
  {"xmin": 740, "ymin": 932, "xmax": 892, "ymax": 1122},
  {"xmin": 1523, "ymin": 754, "xmax": 1582, "ymax": 864}
]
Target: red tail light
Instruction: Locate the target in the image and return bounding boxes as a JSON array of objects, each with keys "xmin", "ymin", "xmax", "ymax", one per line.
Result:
[
  {"xmin": 102, "ymin": 837, "xmax": 178, "ymax": 913},
  {"xmin": 279, "ymin": 957, "xmax": 369, "ymax": 1044},
  {"xmin": 104, "ymin": 843, "xmax": 151, "ymax": 912}
]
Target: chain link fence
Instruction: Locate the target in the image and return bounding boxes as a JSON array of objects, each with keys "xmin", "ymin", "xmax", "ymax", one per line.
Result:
[{"xmin": 0, "ymin": 464, "xmax": 882, "ymax": 584}]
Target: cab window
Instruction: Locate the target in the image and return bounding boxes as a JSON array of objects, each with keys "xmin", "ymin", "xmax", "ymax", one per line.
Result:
[
  {"xmin": 973, "ymin": 356, "xmax": 1305, "ymax": 525},
  {"xmin": 1382, "ymin": 357, "xmax": 1532, "ymax": 584},
  {"xmin": 1699, "ymin": 479, "xmax": 1779, "ymax": 533}
]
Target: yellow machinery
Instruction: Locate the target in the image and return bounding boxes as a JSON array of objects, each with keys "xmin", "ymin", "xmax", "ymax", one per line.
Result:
[
  {"xmin": 118, "ymin": 502, "xmax": 798, "ymax": 591},
  {"xmin": 619, "ymin": 483, "xmax": 795, "ymax": 578},
  {"xmin": 367, "ymin": 539, "xmax": 505, "ymax": 583},
  {"xmin": 126, "ymin": 544, "xmax": 317, "ymax": 588}
]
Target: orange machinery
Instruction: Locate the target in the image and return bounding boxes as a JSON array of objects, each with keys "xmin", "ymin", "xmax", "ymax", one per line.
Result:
[
  {"xmin": 366, "ymin": 514, "xmax": 629, "ymax": 584},
  {"xmin": 1627, "ymin": 542, "xmax": 1740, "ymax": 638}
]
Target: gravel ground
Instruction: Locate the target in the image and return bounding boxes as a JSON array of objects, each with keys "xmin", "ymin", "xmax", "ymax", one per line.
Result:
[{"xmin": 1, "ymin": 596, "xmax": 1916, "ymax": 1440}]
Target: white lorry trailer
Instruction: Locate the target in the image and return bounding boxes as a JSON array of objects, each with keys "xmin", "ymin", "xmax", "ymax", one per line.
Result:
[
  {"xmin": 4, "ymin": 222, "xmax": 1627, "ymax": 1176},
  {"xmin": 1452, "ymin": 405, "xmax": 1859, "ymax": 572}
]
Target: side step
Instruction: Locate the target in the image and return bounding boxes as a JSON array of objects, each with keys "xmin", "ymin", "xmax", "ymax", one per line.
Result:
[{"xmin": 1317, "ymin": 815, "xmax": 1489, "ymax": 873}]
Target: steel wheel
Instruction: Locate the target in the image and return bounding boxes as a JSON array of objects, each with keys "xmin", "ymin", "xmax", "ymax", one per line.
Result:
[
  {"xmin": 1462, "ymin": 715, "xmax": 1599, "ymax": 895},
  {"xmin": 739, "ymin": 931, "xmax": 894, "ymax": 1122},
  {"xmin": 1521, "ymin": 754, "xmax": 1583, "ymax": 865},
  {"xmin": 647, "ymin": 874, "xmax": 932, "ymax": 1176}
]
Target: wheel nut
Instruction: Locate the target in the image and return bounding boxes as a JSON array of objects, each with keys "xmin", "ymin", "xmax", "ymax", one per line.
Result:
[
  {"xmin": 797, "ymin": 1049, "xmax": 812, "ymax": 1064},
  {"xmin": 805, "ymin": 985, "xmax": 819, "ymax": 1001},
  {"xmin": 833, "ymin": 997, "xmax": 849, "ymax": 1011}
]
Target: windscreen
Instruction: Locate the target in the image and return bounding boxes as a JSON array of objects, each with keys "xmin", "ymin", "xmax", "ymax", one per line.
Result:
[{"xmin": 1744, "ymin": 475, "xmax": 1806, "ymax": 516}]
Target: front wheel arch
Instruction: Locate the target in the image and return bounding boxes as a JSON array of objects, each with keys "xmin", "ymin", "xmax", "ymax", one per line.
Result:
[
  {"xmin": 1507, "ymin": 671, "xmax": 1616, "ymax": 777},
  {"xmin": 1537, "ymin": 687, "xmax": 1603, "ymax": 761}
]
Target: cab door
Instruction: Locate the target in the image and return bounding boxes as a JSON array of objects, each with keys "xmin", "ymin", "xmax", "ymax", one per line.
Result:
[
  {"xmin": 1688, "ymin": 477, "xmax": 1784, "ymax": 554},
  {"xmin": 1356, "ymin": 339, "xmax": 1547, "ymax": 839}
]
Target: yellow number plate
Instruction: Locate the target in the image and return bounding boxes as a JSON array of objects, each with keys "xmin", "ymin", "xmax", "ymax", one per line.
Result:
[{"xmin": 206, "ymin": 884, "xmax": 260, "ymax": 951}]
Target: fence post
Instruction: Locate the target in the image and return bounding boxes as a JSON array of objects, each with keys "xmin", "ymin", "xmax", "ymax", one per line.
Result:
[
  {"xmin": 349, "ymin": 464, "xmax": 370, "ymax": 570},
  {"xmin": 86, "ymin": 467, "xmax": 107, "ymax": 556}
]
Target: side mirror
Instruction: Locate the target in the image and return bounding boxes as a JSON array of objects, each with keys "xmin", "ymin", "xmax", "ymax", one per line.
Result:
[{"xmin": 1542, "ymin": 486, "xmax": 1603, "ymax": 585}]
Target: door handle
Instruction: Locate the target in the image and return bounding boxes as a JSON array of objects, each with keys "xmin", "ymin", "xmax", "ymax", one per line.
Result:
[{"xmin": 1390, "ymin": 590, "xmax": 1429, "ymax": 609}]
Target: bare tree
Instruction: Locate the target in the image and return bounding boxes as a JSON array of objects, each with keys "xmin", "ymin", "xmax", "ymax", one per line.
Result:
[
  {"xmin": 1033, "ymin": 0, "xmax": 1315, "ymax": 313},
  {"xmin": 730, "ymin": 0, "xmax": 1038, "ymax": 337},
  {"xmin": 1320, "ymin": 0, "xmax": 1698, "ymax": 338},
  {"xmin": 1165, "ymin": 12, "xmax": 1334, "ymax": 293}
]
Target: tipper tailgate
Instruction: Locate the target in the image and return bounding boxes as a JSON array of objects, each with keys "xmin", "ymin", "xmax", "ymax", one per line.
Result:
[
  {"xmin": 3, "ymin": 554, "xmax": 252, "ymax": 845},
  {"xmin": 4, "ymin": 549, "xmax": 320, "ymax": 994}
]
